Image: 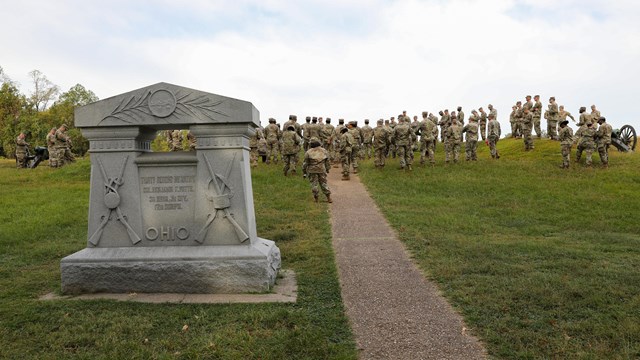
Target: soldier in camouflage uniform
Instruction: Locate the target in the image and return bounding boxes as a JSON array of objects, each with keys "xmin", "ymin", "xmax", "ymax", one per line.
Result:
[
  {"xmin": 576, "ymin": 119, "xmax": 596, "ymax": 166},
  {"xmin": 333, "ymin": 119, "xmax": 345, "ymax": 166},
  {"xmin": 532, "ymin": 95, "xmax": 543, "ymax": 138},
  {"xmin": 393, "ymin": 117, "xmax": 413, "ymax": 170},
  {"xmin": 487, "ymin": 114, "xmax": 501, "ymax": 159},
  {"xmin": 590, "ymin": 105, "xmax": 601, "ymax": 123},
  {"xmin": 522, "ymin": 108, "xmax": 534, "ymax": 151},
  {"xmin": 388, "ymin": 117, "xmax": 397, "ymax": 158},
  {"xmin": 282, "ymin": 126, "xmax": 302, "ymax": 176},
  {"xmin": 186, "ymin": 131, "xmax": 196, "ymax": 151},
  {"xmin": 462, "ymin": 115, "xmax": 479, "ymax": 161},
  {"xmin": 339, "ymin": 127, "xmax": 354, "ymax": 180},
  {"xmin": 170, "ymin": 129, "xmax": 182, "ymax": 151},
  {"xmin": 457, "ymin": 106, "xmax": 465, "ymax": 127},
  {"xmin": 321, "ymin": 118, "xmax": 335, "ymax": 160},
  {"xmin": 283, "ymin": 115, "xmax": 303, "ymax": 166},
  {"xmin": 509, "ymin": 105, "xmax": 517, "ymax": 138},
  {"xmin": 514, "ymin": 101, "xmax": 523, "ymax": 139},
  {"xmin": 348, "ymin": 122, "xmax": 361, "ymax": 173},
  {"xmin": 15, "ymin": 132, "xmax": 29, "ymax": 168},
  {"xmin": 302, "ymin": 138, "xmax": 332, "ymax": 203},
  {"xmin": 308, "ymin": 117, "xmax": 322, "ymax": 143},
  {"xmin": 547, "ymin": 97, "xmax": 559, "ymax": 140},
  {"xmin": 488, "ymin": 104, "xmax": 497, "ymax": 124},
  {"xmin": 373, "ymin": 119, "xmax": 390, "ymax": 168},
  {"xmin": 46, "ymin": 127, "xmax": 57, "ymax": 168},
  {"xmin": 264, "ymin": 118, "xmax": 281, "ymax": 164},
  {"xmin": 55, "ymin": 124, "xmax": 75, "ymax": 167},
  {"xmin": 361, "ymin": 119, "xmax": 374, "ymax": 159},
  {"xmin": 249, "ymin": 127, "xmax": 263, "ymax": 167},
  {"xmin": 445, "ymin": 119, "xmax": 463, "ymax": 163},
  {"xmin": 419, "ymin": 112, "xmax": 436, "ymax": 166},
  {"xmin": 478, "ymin": 107, "xmax": 487, "ymax": 141},
  {"xmin": 558, "ymin": 120, "xmax": 573, "ymax": 169},
  {"xmin": 596, "ymin": 116, "xmax": 612, "ymax": 168}
]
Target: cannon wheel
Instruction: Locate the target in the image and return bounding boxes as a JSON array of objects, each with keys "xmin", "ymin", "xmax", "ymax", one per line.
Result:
[{"xmin": 619, "ymin": 125, "xmax": 637, "ymax": 151}]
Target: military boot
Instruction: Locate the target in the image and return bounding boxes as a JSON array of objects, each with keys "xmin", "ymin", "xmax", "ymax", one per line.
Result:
[
  {"xmin": 341, "ymin": 175, "xmax": 350, "ymax": 181},
  {"xmin": 326, "ymin": 195, "xmax": 333, "ymax": 203},
  {"xmin": 314, "ymin": 194, "xmax": 319, "ymax": 203}
]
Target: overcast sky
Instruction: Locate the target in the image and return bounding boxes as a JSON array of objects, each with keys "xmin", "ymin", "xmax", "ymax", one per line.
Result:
[{"xmin": 1, "ymin": 0, "xmax": 639, "ymax": 133}]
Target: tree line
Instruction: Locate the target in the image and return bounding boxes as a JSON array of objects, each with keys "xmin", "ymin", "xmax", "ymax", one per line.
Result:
[{"xmin": 0, "ymin": 66, "xmax": 98, "ymax": 158}]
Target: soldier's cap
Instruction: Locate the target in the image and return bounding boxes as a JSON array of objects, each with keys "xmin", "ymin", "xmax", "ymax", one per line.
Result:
[
  {"xmin": 326, "ymin": 118, "xmax": 331, "ymax": 123},
  {"xmin": 340, "ymin": 127, "xmax": 349, "ymax": 133},
  {"xmin": 550, "ymin": 96, "xmax": 556, "ymax": 101},
  {"xmin": 422, "ymin": 111, "xmax": 428, "ymax": 116},
  {"xmin": 287, "ymin": 125, "xmax": 295, "ymax": 131},
  {"xmin": 364, "ymin": 119, "xmax": 369, "ymax": 123},
  {"xmin": 306, "ymin": 116, "xmax": 311, "ymax": 121},
  {"xmin": 310, "ymin": 140, "xmax": 321, "ymax": 148},
  {"xmin": 312, "ymin": 117, "xmax": 317, "ymax": 122},
  {"xmin": 579, "ymin": 106, "xmax": 586, "ymax": 112},
  {"xmin": 598, "ymin": 116, "xmax": 606, "ymax": 122},
  {"xmin": 560, "ymin": 120, "xmax": 569, "ymax": 126},
  {"xmin": 377, "ymin": 119, "xmax": 383, "ymax": 124},
  {"xmin": 339, "ymin": 119, "xmax": 344, "ymax": 123},
  {"xmin": 289, "ymin": 115, "xmax": 294, "ymax": 120}
]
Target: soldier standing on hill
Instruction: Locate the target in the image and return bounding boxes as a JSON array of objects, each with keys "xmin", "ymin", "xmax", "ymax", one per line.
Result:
[
  {"xmin": 488, "ymin": 114, "xmax": 501, "ymax": 159},
  {"xmin": 445, "ymin": 119, "xmax": 463, "ymax": 164},
  {"xmin": 55, "ymin": 124, "xmax": 74, "ymax": 167},
  {"xmin": 514, "ymin": 101, "xmax": 523, "ymax": 139},
  {"xmin": 393, "ymin": 117, "xmax": 413, "ymax": 170},
  {"xmin": 282, "ymin": 126, "xmax": 302, "ymax": 176},
  {"xmin": 591, "ymin": 105, "xmax": 601, "ymax": 122},
  {"xmin": 373, "ymin": 119, "xmax": 390, "ymax": 168},
  {"xmin": 522, "ymin": 108, "xmax": 534, "ymax": 151},
  {"xmin": 15, "ymin": 132, "xmax": 29, "ymax": 168},
  {"xmin": 302, "ymin": 138, "xmax": 332, "ymax": 203},
  {"xmin": 302, "ymin": 116, "xmax": 311, "ymax": 151},
  {"xmin": 547, "ymin": 97, "xmax": 559, "ymax": 140},
  {"xmin": 457, "ymin": 106, "xmax": 465, "ymax": 127},
  {"xmin": 46, "ymin": 127, "xmax": 57, "ymax": 168},
  {"xmin": 264, "ymin": 118, "xmax": 281, "ymax": 164},
  {"xmin": 558, "ymin": 120, "xmax": 573, "ymax": 169},
  {"xmin": 532, "ymin": 95, "xmax": 543, "ymax": 138},
  {"xmin": 249, "ymin": 127, "xmax": 263, "ymax": 167},
  {"xmin": 361, "ymin": 119, "xmax": 374, "ymax": 159},
  {"xmin": 462, "ymin": 114, "xmax": 479, "ymax": 161},
  {"xmin": 478, "ymin": 107, "xmax": 488, "ymax": 141},
  {"xmin": 596, "ymin": 117, "xmax": 612, "ymax": 168},
  {"xmin": 419, "ymin": 112, "xmax": 436, "ymax": 166},
  {"xmin": 576, "ymin": 119, "xmax": 596, "ymax": 167}
]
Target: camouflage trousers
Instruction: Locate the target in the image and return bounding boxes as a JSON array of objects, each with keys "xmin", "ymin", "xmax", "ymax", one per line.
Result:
[
  {"xmin": 387, "ymin": 143, "xmax": 396, "ymax": 158},
  {"xmin": 510, "ymin": 121, "xmax": 516, "ymax": 138},
  {"xmin": 374, "ymin": 146, "xmax": 387, "ymax": 167},
  {"xmin": 396, "ymin": 144, "xmax": 412, "ymax": 168},
  {"xmin": 323, "ymin": 141, "xmax": 333, "ymax": 162},
  {"xmin": 522, "ymin": 126, "xmax": 534, "ymax": 150},
  {"xmin": 308, "ymin": 173, "xmax": 330, "ymax": 197},
  {"xmin": 350, "ymin": 147, "xmax": 359, "ymax": 172},
  {"xmin": 340, "ymin": 151, "xmax": 351, "ymax": 176},
  {"xmin": 283, "ymin": 153, "xmax": 297, "ymax": 175},
  {"xmin": 362, "ymin": 142, "xmax": 373, "ymax": 159},
  {"xmin": 488, "ymin": 136, "xmax": 500, "ymax": 159},
  {"xmin": 266, "ymin": 140, "xmax": 279, "ymax": 164},
  {"xmin": 479, "ymin": 122, "xmax": 487, "ymax": 140},
  {"xmin": 15, "ymin": 151, "xmax": 27, "ymax": 168},
  {"xmin": 597, "ymin": 143, "xmax": 609, "ymax": 165},
  {"xmin": 576, "ymin": 141, "xmax": 595, "ymax": 165},
  {"xmin": 534, "ymin": 117, "xmax": 542, "ymax": 137},
  {"xmin": 445, "ymin": 142, "xmax": 460, "ymax": 163},
  {"xmin": 547, "ymin": 121, "xmax": 558, "ymax": 140},
  {"xmin": 47, "ymin": 146, "xmax": 58, "ymax": 168},
  {"xmin": 514, "ymin": 122, "xmax": 523, "ymax": 138},
  {"xmin": 420, "ymin": 140, "xmax": 435, "ymax": 165},
  {"xmin": 250, "ymin": 147, "xmax": 258, "ymax": 167},
  {"xmin": 465, "ymin": 140, "xmax": 478, "ymax": 161},
  {"xmin": 561, "ymin": 144, "xmax": 571, "ymax": 168}
]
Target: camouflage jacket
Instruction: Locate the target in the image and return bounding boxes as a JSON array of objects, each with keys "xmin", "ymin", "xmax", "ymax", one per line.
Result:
[
  {"xmin": 393, "ymin": 123, "xmax": 412, "ymax": 146},
  {"xmin": 307, "ymin": 123, "xmax": 322, "ymax": 140},
  {"xmin": 462, "ymin": 122, "xmax": 479, "ymax": 142},
  {"xmin": 559, "ymin": 126, "xmax": 574, "ymax": 146},
  {"xmin": 373, "ymin": 126, "xmax": 390, "ymax": 149},
  {"xmin": 420, "ymin": 120, "xmax": 435, "ymax": 142},
  {"xmin": 596, "ymin": 123, "xmax": 612, "ymax": 145},
  {"xmin": 281, "ymin": 130, "xmax": 301, "ymax": 155},
  {"xmin": 488, "ymin": 120, "xmax": 501, "ymax": 138},
  {"xmin": 361, "ymin": 125, "xmax": 374, "ymax": 144},
  {"xmin": 321, "ymin": 124, "xmax": 335, "ymax": 144},
  {"xmin": 54, "ymin": 129, "xmax": 70, "ymax": 148},
  {"xmin": 303, "ymin": 147, "xmax": 330, "ymax": 174},
  {"xmin": 264, "ymin": 124, "xmax": 281, "ymax": 142},
  {"xmin": 339, "ymin": 132, "xmax": 354, "ymax": 154},
  {"xmin": 547, "ymin": 102, "xmax": 559, "ymax": 121},
  {"xmin": 446, "ymin": 123, "xmax": 463, "ymax": 144},
  {"xmin": 533, "ymin": 101, "xmax": 543, "ymax": 118}
]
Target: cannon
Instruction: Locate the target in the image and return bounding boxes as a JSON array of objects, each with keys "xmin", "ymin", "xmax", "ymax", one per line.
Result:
[
  {"xmin": 611, "ymin": 125, "xmax": 636, "ymax": 152},
  {"xmin": 24, "ymin": 146, "xmax": 49, "ymax": 169}
]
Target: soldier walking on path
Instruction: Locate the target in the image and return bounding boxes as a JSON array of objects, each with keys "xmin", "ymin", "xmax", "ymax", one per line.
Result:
[
  {"xmin": 282, "ymin": 126, "xmax": 302, "ymax": 176},
  {"xmin": 488, "ymin": 114, "xmax": 501, "ymax": 159},
  {"xmin": 348, "ymin": 122, "xmax": 361, "ymax": 173},
  {"xmin": 339, "ymin": 127, "xmax": 354, "ymax": 180},
  {"xmin": 302, "ymin": 139, "xmax": 332, "ymax": 203},
  {"xmin": 558, "ymin": 120, "xmax": 573, "ymax": 169},
  {"xmin": 361, "ymin": 119, "xmax": 374, "ymax": 159},
  {"xmin": 15, "ymin": 132, "xmax": 29, "ymax": 168},
  {"xmin": 596, "ymin": 116, "xmax": 612, "ymax": 168}
]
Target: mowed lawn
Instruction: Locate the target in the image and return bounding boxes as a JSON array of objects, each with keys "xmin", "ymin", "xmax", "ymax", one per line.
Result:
[
  {"xmin": 0, "ymin": 158, "xmax": 356, "ymax": 359},
  {"xmin": 358, "ymin": 138, "xmax": 640, "ymax": 359}
]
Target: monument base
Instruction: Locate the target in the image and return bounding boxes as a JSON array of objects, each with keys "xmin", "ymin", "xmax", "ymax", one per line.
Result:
[{"xmin": 60, "ymin": 238, "xmax": 281, "ymax": 295}]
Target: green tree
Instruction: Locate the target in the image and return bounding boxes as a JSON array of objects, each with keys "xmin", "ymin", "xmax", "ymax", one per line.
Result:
[
  {"xmin": 48, "ymin": 84, "xmax": 99, "ymax": 156},
  {"xmin": 0, "ymin": 82, "xmax": 28, "ymax": 157}
]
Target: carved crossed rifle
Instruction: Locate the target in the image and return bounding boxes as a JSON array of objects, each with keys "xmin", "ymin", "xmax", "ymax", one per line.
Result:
[
  {"xmin": 88, "ymin": 155, "xmax": 141, "ymax": 246},
  {"xmin": 195, "ymin": 153, "xmax": 249, "ymax": 243}
]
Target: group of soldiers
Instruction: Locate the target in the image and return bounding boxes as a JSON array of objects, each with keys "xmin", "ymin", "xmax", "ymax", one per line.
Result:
[
  {"xmin": 165, "ymin": 130, "xmax": 196, "ymax": 151},
  {"xmin": 15, "ymin": 124, "xmax": 74, "ymax": 168}
]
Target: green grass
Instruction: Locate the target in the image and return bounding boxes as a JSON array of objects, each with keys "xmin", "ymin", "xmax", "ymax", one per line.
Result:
[
  {"xmin": 0, "ymin": 157, "xmax": 356, "ymax": 359},
  {"xmin": 358, "ymin": 138, "xmax": 640, "ymax": 359}
]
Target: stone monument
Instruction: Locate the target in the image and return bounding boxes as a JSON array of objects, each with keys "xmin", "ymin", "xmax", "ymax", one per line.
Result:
[{"xmin": 61, "ymin": 82, "xmax": 281, "ymax": 294}]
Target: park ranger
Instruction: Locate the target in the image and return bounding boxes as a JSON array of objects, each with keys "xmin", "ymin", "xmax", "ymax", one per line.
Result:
[
  {"xmin": 596, "ymin": 116, "xmax": 612, "ymax": 168},
  {"xmin": 302, "ymin": 138, "xmax": 332, "ymax": 203},
  {"xmin": 558, "ymin": 120, "xmax": 573, "ymax": 169}
]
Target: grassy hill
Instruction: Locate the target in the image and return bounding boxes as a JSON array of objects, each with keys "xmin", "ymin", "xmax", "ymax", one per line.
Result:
[
  {"xmin": 358, "ymin": 138, "xmax": 640, "ymax": 359},
  {"xmin": 0, "ymin": 158, "xmax": 356, "ymax": 359}
]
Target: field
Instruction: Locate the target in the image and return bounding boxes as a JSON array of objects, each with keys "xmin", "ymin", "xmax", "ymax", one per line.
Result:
[
  {"xmin": 0, "ymin": 158, "xmax": 356, "ymax": 359},
  {"xmin": 358, "ymin": 138, "xmax": 640, "ymax": 359}
]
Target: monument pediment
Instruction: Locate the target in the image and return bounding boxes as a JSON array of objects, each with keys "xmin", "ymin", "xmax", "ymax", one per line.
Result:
[{"xmin": 75, "ymin": 82, "xmax": 259, "ymax": 129}]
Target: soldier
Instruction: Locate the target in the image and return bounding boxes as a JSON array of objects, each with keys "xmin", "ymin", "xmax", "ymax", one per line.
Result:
[
  {"xmin": 282, "ymin": 126, "xmax": 302, "ymax": 176},
  {"xmin": 257, "ymin": 133, "xmax": 268, "ymax": 163},
  {"xmin": 514, "ymin": 101, "xmax": 524, "ymax": 139},
  {"xmin": 302, "ymin": 116, "xmax": 311, "ymax": 151},
  {"xmin": 170, "ymin": 129, "xmax": 182, "ymax": 151},
  {"xmin": 15, "ymin": 132, "xmax": 29, "ymax": 168},
  {"xmin": 559, "ymin": 106, "xmax": 575, "ymax": 123},
  {"xmin": 591, "ymin": 105, "xmax": 601, "ymax": 122},
  {"xmin": 547, "ymin": 97, "xmax": 559, "ymax": 140},
  {"xmin": 388, "ymin": 117, "xmax": 397, "ymax": 158},
  {"xmin": 393, "ymin": 116, "xmax": 413, "ymax": 170},
  {"xmin": 558, "ymin": 120, "xmax": 574, "ymax": 169},
  {"xmin": 509, "ymin": 105, "xmax": 518, "ymax": 138},
  {"xmin": 264, "ymin": 118, "xmax": 281, "ymax": 164},
  {"xmin": 347, "ymin": 121, "xmax": 361, "ymax": 173},
  {"xmin": 284, "ymin": 115, "xmax": 303, "ymax": 166},
  {"xmin": 46, "ymin": 127, "xmax": 57, "ymax": 168},
  {"xmin": 487, "ymin": 114, "xmax": 501, "ymax": 159},
  {"xmin": 576, "ymin": 119, "xmax": 596, "ymax": 166},
  {"xmin": 373, "ymin": 119, "xmax": 390, "ymax": 168},
  {"xmin": 419, "ymin": 111, "xmax": 436, "ymax": 166},
  {"xmin": 488, "ymin": 104, "xmax": 497, "ymax": 123},
  {"xmin": 302, "ymin": 138, "xmax": 332, "ymax": 203},
  {"xmin": 522, "ymin": 108, "xmax": 534, "ymax": 151},
  {"xmin": 321, "ymin": 118, "xmax": 335, "ymax": 159},
  {"xmin": 478, "ymin": 107, "xmax": 488, "ymax": 141},
  {"xmin": 54, "ymin": 124, "xmax": 73, "ymax": 167},
  {"xmin": 308, "ymin": 117, "xmax": 322, "ymax": 141},
  {"xmin": 462, "ymin": 113, "xmax": 479, "ymax": 161},
  {"xmin": 339, "ymin": 127, "xmax": 354, "ymax": 180},
  {"xmin": 249, "ymin": 127, "xmax": 263, "ymax": 167},
  {"xmin": 577, "ymin": 106, "xmax": 591, "ymax": 126},
  {"xmin": 457, "ymin": 106, "xmax": 465, "ymax": 126},
  {"xmin": 410, "ymin": 116, "xmax": 420, "ymax": 153},
  {"xmin": 445, "ymin": 119, "xmax": 463, "ymax": 163},
  {"xmin": 596, "ymin": 116, "xmax": 612, "ymax": 168},
  {"xmin": 361, "ymin": 119, "xmax": 374, "ymax": 159},
  {"xmin": 333, "ymin": 119, "xmax": 345, "ymax": 166},
  {"xmin": 186, "ymin": 131, "xmax": 196, "ymax": 151},
  {"xmin": 532, "ymin": 95, "xmax": 543, "ymax": 138}
]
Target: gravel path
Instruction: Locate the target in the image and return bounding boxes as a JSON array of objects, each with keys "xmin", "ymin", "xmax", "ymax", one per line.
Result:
[{"xmin": 327, "ymin": 169, "xmax": 486, "ymax": 360}]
